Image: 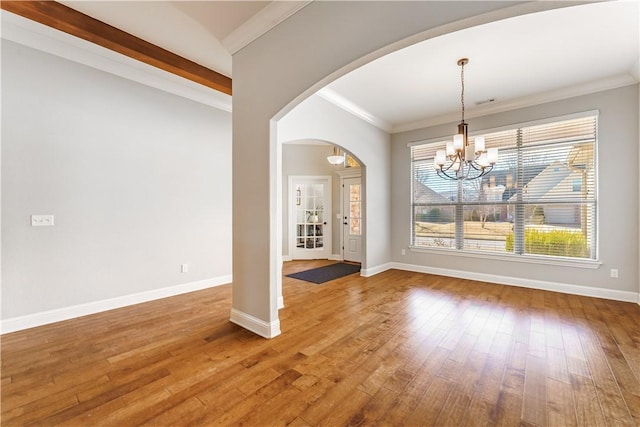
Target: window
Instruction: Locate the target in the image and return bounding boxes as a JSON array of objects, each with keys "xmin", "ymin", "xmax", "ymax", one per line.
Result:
[{"xmin": 411, "ymin": 114, "xmax": 597, "ymax": 260}]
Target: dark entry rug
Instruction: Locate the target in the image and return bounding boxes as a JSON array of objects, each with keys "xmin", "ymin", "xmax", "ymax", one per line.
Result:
[{"xmin": 286, "ymin": 262, "xmax": 361, "ymax": 284}]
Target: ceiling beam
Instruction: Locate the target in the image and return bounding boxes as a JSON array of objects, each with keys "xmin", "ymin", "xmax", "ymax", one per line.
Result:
[{"xmin": 1, "ymin": 1, "xmax": 232, "ymax": 96}]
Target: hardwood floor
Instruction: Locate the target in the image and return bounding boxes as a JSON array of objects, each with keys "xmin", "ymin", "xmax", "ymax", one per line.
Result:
[{"xmin": 2, "ymin": 260, "xmax": 639, "ymax": 426}]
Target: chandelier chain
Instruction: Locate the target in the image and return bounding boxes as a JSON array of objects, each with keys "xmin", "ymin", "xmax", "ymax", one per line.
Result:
[{"xmin": 460, "ymin": 60, "xmax": 465, "ymax": 123}]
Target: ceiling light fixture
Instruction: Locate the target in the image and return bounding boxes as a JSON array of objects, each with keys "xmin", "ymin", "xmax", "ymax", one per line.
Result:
[
  {"xmin": 434, "ymin": 58, "xmax": 498, "ymax": 180},
  {"xmin": 327, "ymin": 146, "xmax": 345, "ymax": 165}
]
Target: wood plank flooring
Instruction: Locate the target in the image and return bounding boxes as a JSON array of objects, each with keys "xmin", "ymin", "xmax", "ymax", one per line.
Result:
[{"xmin": 2, "ymin": 260, "xmax": 639, "ymax": 426}]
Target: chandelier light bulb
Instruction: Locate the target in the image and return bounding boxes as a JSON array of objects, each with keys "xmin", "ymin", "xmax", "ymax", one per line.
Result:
[
  {"xmin": 446, "ymin": 141, "xmax": 455, "ymax": 156},
  {"xmin": 477, "ymin": 153, "xmax": 489, "ymax": 167},
  {"xmin": 453, "ymin": 134, "xmax": 464, "ymax": 152},
  {"xmin": 487, "ymin": 147, "xmax": 499, "ymax": 164}
]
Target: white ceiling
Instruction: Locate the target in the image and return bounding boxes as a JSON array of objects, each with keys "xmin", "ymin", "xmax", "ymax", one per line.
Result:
[
  {"xmin": 57, "ymin": 0, "xmax": 309, "ymax": 77},
  {"xmin": 322, "ymin": 0, "xmax": 639, "ymax": 132},
  {"xmin": 22, "ymin": 1, "xmax": 640, "ymax": 133}
]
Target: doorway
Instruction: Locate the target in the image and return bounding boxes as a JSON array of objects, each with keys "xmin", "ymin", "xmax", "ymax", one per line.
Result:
[
  {"xmin": 289, "ymin": 176, "xmax": 332, "ymax": 260},
  {"xmin": 341, "ymin": 175, "xmax": 362, "ymax": 263}
]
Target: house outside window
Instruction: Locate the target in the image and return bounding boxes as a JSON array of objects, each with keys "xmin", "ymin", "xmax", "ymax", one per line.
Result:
[{"xmin": 410, "ymin": 113, "xmax": 597, "ymax": 260}]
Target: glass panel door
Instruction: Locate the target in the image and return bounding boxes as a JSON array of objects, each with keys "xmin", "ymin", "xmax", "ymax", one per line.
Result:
[
  {"xmin": 290, "ymin": 176, "xmax": 332, "ymax": 260},
  {"xmin": 343, "ymin": 177, "xmax": 362, "ymax": 262},
  {"xmin": 295, "ymin": 183, "xmax": 325, "ymax": 250}
]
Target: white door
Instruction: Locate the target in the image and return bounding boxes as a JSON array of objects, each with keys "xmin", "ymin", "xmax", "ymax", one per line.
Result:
[
  {"xmin": 342, "ymin": 177, "xmax": 362, "ymax": 263},
  {"xmin": 290, "ymin": 176, "xmax": 332, "ymax": 260}
]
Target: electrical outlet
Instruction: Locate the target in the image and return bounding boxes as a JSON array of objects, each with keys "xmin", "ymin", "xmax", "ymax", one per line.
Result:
[
  {"xmin": 610, "ymin": 269, "xmax": 619, "ymax": 278},
  {"xmin": 181, "ymin": 264, "xmax": 189, "ymax": 273},
  {"xmin": 31, "ymin": 215, "xmax": 54, "ymax": 226},
  {"xmin": 401, "ymin": 249, "xmax": 406, "ymax": 256}
]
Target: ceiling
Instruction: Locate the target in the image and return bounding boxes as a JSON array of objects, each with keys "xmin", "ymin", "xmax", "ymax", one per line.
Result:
[
  {"xmin": 57, "ymin": 0, "xmax": 309, "ymax": 77},
  {"xmin": 322, "ymin": 0, "xmax": 639, "ymax": 133},
  {"xmin": 16, "ymin": 1, "xmax": 640, "ymax": 133}
]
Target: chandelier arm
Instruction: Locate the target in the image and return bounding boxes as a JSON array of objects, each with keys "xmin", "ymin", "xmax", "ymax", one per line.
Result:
[
  {"xmin": 472, "ymin": 165, "xmax": 494, "ymax": 180},
  {"xmin": 468, "ymin": 162, "xmax": 485, "ymax": 172},
  {"xmin": 439, "ymin": 160, "xmax": 458, "ymax": 174},
  {"xmin": 436, "ymin": 169, "xmax": 460, "ymax": 180}
]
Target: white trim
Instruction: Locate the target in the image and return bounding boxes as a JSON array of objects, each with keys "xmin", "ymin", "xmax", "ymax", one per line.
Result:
[
  {"xmin": 230, "ymin": 309, "xmax": 281, "ymax": 339},
  {"xmin": 394, "ymin": 75, "xmax": 636, "ymax": 133},
  {"xmin": 317, "ymin": 88, "xmax": 392, "ymax": 132},
  {"xmin": 361, "ymin": 262, "xmax": 394, "ymax": 277},
  {"xmin": 282, "ymin": 255, "xmax": 293, "ymax": 262},
  {"xmin": 339, "ymin": 174, "xmax": 364, "ymax": 263},
  {"xmin": 335, "ymin": 168, "xmax": 362, "ymax": 179},
  {"xmin": 392, "ymin": 262, "xmax": 638, "ymax": 303},
  {"xmin": 1, "ymin": 11, "xmax": 232, "ymax": 112},
  {"xmin": 1, "ymin": 275, "xmax": 232, "ymax": 334},
  {"xmin": 271, "ymin": 119, "xmax": 283, "ymax": 331},
  {"xmin": 277, "ymin": 297, "xmax": 285, "ymax": 310},
  {"xmin": 222, "ymin": 1, "xmax": 312, "ymax": 55},
  {"xmin": 408, "ymin": 247, "xmax": 601, "ymax": 269}
]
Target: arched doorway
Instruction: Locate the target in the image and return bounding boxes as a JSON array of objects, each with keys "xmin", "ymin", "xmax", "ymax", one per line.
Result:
[
  {"xmin": 276, "ymin": 138, "xmax": 365, "ymax": 309},
  {"xmin": 230, "ymin": 2, "xmax": 566, "ymax": 337}
]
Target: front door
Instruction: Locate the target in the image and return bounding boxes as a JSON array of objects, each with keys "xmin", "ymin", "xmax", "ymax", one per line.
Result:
[
  {"xmin": 290, "ymin": 176, "xmax": 332, "ymax": 260},
  {"xmin": 342, "ymin": 177, "xmax": 362, "ymax": 262}
]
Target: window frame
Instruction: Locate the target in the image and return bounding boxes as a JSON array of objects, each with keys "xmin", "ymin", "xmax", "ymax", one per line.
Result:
[{"xmin": 408, "ymin": 111, "xmax": 600, "ymax": 268}]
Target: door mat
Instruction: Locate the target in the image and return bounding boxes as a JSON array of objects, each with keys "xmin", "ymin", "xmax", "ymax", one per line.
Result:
[{"xmin": 286, "ymin": 262, "xmax": 361, "ymax": 284}]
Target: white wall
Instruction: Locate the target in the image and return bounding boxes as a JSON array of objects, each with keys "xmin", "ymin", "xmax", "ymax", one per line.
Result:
[
  {"xmin": 231, "ymin": 1, "xmax": 571, "ymax": 336},
  {"xmin": 391, "ymin": 85, "xmax": 639, "ymax": 299},
  {"xmin": 1, "ymin": 41, "xmax": 233, "ymax": 327},
  {"xmin": 278, "ymin": 95, "xmax": 390, "ymax": 272}
]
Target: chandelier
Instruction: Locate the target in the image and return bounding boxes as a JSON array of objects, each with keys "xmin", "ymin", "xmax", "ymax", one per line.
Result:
[{"xmin": 434, "ymin": 58, "xmax": 498, "ymax": 180}]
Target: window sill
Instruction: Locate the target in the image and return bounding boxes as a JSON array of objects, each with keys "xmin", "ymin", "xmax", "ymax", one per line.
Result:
[{"xmin": 408, "ymin": 246, "xmax": 602, "ymax": 269}]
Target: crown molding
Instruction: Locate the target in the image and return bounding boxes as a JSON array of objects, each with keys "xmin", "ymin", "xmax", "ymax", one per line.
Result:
[
  {"xmin": 392, "ymin": 73, "xmax": 638, "ymax": 134},
  {"xmin": 318, "ymin": 74, "xmax": 638, "ymax": 135},
  {"xmin": 1, "ymin": 10, "xmax": 232, "ymax": 112},
  {"xmin": 223, "ymin": 1, "xmax": 312, "ymax": 55},
  {"xmin": 0, "ymin": 1, "xmax": 232, "ymax": 96},
  {"xmin": 317, "ymin": 87, "xmax": 392, "ymax": 132}
]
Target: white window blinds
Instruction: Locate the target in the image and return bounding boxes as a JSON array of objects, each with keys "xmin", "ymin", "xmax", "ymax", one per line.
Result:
[{"xmin": 411, "ymin": 114, "xmax": 597, "ymax": 259}]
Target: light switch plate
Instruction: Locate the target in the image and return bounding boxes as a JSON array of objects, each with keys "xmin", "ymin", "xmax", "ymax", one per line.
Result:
[{"xmin": 31, "ymin": 215, "xmax": 54, "ymax": 226}]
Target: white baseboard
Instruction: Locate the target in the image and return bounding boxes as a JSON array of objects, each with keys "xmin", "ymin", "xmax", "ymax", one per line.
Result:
[
  {"xmin": 391, "ymin": 262, "xmax": 639, "ymax": 303},
  {"xmin": 361, "ymin": 262, "xmax": 393, "ymax": 277},
  {"xmin": 1, "ymin": 275, "xmax": 232, "ymax": 334},
  {"xmin": 278, "ymin": 296, "xmax": 285, "ymax": 309},
  {"xmin": 282, "ymin": 255, "xmax": 293, "ymax": 262},
  {"xmin": 230, "ymin": 308, "xmax": 281, "ymax": 339}
]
